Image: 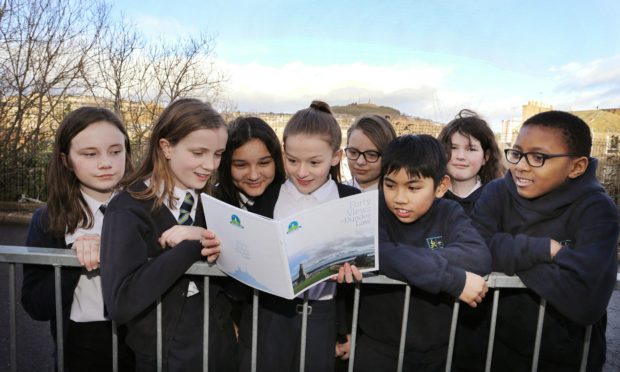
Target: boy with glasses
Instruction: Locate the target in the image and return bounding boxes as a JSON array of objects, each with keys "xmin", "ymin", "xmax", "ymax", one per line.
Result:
[{"xmin": 472, "ymin": 110, "xmax": 618, "ymax": 371}]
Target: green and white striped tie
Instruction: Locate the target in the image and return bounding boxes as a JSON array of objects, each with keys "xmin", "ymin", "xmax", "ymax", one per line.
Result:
[{"xmin": 178, "ymin": 192, "xmax": 194, "ymax": 226}]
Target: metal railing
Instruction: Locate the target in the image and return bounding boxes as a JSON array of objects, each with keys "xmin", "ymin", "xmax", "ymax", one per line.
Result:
[{"xmin": 1, "ymin": 245, "xmax": 619, "ymax": 372}]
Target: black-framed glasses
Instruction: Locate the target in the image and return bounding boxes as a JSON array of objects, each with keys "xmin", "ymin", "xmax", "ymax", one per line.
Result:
[
  {"xmin": 344, "ymin": 147, "xmax": 381, "ymax": 163},
  {"xmin": 504, "ymin": 149, "xmax": 580, "ymax": 168}
]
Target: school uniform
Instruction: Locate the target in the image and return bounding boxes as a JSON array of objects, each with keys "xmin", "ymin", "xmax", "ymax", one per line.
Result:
[
  {"xmin": 100, "ymin": 181, "xmax": 237, "ymax": 372},
  {"xmin": 21, "ymin": 194, "xmax": 134, "ymax": 371},
  {"xmin": 472, "ymin": 159, "xmax": 619, "ymax": 372},
  {"xmin": 236, "ymin": 179, "xmax": 360, "ymax": 372},
  {"xmin": 355, "ymin": 196, "xmax": 491, "ymax": 372},
  {"xmin": 443, "ymin": 178, "xmax": 484, "ymax": 216},
  {"xmin": 442, "ymin": 179, "xmax": 492, "ymax": 372},
  {"xmin": 343, "ymin": 177, "xmax": 379, "ymax": 193}
]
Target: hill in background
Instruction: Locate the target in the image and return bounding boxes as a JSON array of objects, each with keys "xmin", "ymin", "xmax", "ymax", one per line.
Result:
[
  {"xmin": 331, "ymin": 102, "xmax": 444, "ymax": 137},
  {"xmin": 332, "ymin": 102, "xmax": 401, "ymax": 118}
]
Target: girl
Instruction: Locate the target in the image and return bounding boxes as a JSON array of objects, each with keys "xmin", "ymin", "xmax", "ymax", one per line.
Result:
[
  {"xmin": 215, "ymin": 116, "xmax": 286, "ymax": 209},
  {"xmin": 344, "ymin": 114, "xmax": 396, "ymax": 191},
  {"xmin": 21, "ymin": 106, "xmax": 134, "ymax": 371},
  {"xmin": 213, "ymin": 116, "xmax": 286, "ymax": 368},
  {"xmin": 437, "ymin": 109, "xmax": 504, "ymax": 215},
  {"xmin": 437, "ymin": 109, "xmax": 503, "ymax": 372},
  {"xmin": 246, "ymin": 101, "xmax": 360, "ymax": 372},
  {"xmin": 99, "ymin": 98, "xmax": 237, "ymax": 371}
]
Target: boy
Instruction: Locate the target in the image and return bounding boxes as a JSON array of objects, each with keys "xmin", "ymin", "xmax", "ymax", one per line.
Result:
[
  {"xmin": 355, "ymin": 134, "xmax": 492, "ymax": 372},
  {"xmin": 472, "ymin": 111, "xmax": 619, "ymax": 371}
]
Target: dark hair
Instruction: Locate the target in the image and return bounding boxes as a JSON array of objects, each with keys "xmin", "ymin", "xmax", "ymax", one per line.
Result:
[
  {"xmin": 438, "ymin": 109, "xmax": 504, "ymax": 184},
  {"xmin": 347, "ymin": 114, "xmax": 397, "ymax": 153},
  {"xmin": 283, "ymin": 100, "xmax": 343, "ymax": 182},
  {"xmin": 125, "ymin": 98, "xmax": 226, "ymax": 209},
  {"xmin": 217, "ymin": 116, "xmax": 286, "ymax": 207},
  {"xmin": 522, "ymin": 110, "xmax": 592, "ymax": 157},
  {"xmin": 380, "ymin": 134, "xmax": 447, "ymax": 188},
  {"xmin": 47, "ymin": 107, "xmax": 132, "ymax": 236}
]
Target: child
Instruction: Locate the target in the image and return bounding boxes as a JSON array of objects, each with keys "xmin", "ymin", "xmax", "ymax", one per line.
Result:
[
  {"xmin": 344, "ymin": 114, "xmax": 397, "ymax": 192},
  {"xmin": 99, "ymin": 98, "xmax": 237, "ymax": 371},
  {"xmin": 472, "ymin": 111, "xmax": 619, "ymax": 371},
  {"xmin": 437, "ymin": 109, "xmax": 504, "ymax": 215},
  {"xmin": 21, "ymin": 107, "xmax": 134, "ymax": 371},
  {"xmin": 246, "ymin": 100, "xmax": 361, "ymax": 372},
  {"xmin": 437, "ymin": 109, "xmax": 503, "ymax": 371},
  {"xmin": 355, "ymin": 134, "xmax": 492, "ymax": 372},
  {"xmin": 213, "ymin": 115, "xmax": 287, "ymax": 355},
  {"xmin": 215, "ymin": 116, "xmax": 286, "ymax": 209}
]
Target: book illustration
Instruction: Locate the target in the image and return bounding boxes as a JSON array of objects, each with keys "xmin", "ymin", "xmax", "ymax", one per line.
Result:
[{"xmin": 288, "ymin": 233, "xmax": 375, "ymax": 294}]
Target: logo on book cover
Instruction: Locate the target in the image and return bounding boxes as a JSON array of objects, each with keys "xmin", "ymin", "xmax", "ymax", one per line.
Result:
[
  {"xmin": 286, "ymin": 220, "xmax": 301, "ymax": 234},
  {"xmin": 229, "ymin": 214, "xmax": 244, "ymax": 229},
  {"xmin": 426, "ymin": 236, "xmax": 444, "ymax": 250}
]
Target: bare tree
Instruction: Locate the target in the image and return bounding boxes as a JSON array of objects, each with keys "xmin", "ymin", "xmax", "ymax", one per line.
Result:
[
  {"xmin": 0, "ymin": 0, "xmax": 109, "ymax": 155},
  {"xmin": 0, "ymin": 0, "xmax": 231, "ymax": 200},
  {"xmin": 84, "ymin": 13, "xmax": 143, "ymax": 115},
  {"xmin": 123, "ymin": 32, "xmax": 228, "ymax": 159}
]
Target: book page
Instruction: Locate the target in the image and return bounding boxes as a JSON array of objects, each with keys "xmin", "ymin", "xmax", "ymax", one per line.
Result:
[
  {"xmin": 201, "ymin": 194, "xmax": 293, "ymax": 298},
  {"xmin": 278, "ymin": 191, "xmax": 379, "ymax": 296}
]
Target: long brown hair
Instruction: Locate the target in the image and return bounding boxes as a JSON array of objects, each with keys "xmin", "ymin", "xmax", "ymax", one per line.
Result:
[
  {"xmin": 283, "ymin": 100, "xmax": 343, "ymax": 182},
  {"xmin": 124, "ymin": 98, "xmax": 226, "ymax": 209},
  {"xmin": 438, "ymin": 109, "xmax": 504, "ymax": 184},
  {"xmin": 47, "ymin": 107, "xmax": 132, "ymax": 237}
]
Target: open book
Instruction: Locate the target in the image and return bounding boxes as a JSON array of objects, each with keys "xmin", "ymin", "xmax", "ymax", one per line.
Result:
[{"xmin": 201, "ymin": 190, "xmax": 379, "ymax": 299}]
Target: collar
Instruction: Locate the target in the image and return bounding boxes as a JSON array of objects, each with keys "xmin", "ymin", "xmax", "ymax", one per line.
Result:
[
  {"xmin": 238, "ymin": 192, "xmax": 255, "ymax": 209},
  {"xmin": 81, "ymin": 191, "xmax": 113, "ymax": 215},
  {"xmin": 172, "ymin": 186, "xmax": 198, "ymax": 212},
  {"xmin": 352, "ymin": 178, "xmax": 379, "ymax": 192},
  {"xmin": 449, "ymin": 176, "xmax": 482, "ymax": 198},
  {"xmin": 282, "ymin": 176, "xmax": 337, "ymax": 204}
]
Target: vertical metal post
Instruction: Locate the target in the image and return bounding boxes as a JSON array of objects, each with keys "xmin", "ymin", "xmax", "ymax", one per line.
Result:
[
  {"xmin": 579, "ymin": 325, "xmax": 592, "ymax": 372},
  {"xmin": 397, "ymin": 285, "xmax": 411, "ymax": 372},
  {"xmin": 9, "ymin": 263, "xmax": 17, "ymax": 372},
  {"xmin": 445, "ymin": 300, "xmax": 460, "ymax": 372},
  {"xmin": 54, "ymin": 265, "xmax": 64, "ymax": 372},
  {"xmin": 299, "ymin": 293, "xmax": 310, "ymax": 372},
  {"xmin": 485, "ymin": 289, "xmax": 500, "ymax": 372},
  {"xmin": 157, "ymin": 298, "xmax": 162, "ymax": 372},
  {"xmin": 251, "ymin": 289, "xmax": 259, "ymax": 372},
  {"xmin": 347, "ymin": 283, "xmax": 361, "ymax": 372},
  {"xmin": 203, "ymin": 276, "xmax": 210, "ymax": 372},
  {"xmin": 531, "ymin": 298, "xmax": 546, "ymax": 372},
  {"xmin": 112, "ymin": 321, "xmax": 118, "ymax": 372}
]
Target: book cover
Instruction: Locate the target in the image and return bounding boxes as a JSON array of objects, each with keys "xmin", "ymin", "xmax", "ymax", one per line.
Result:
[{"xmin": 201, "ymin": 190, "xmax": 379, "ymax": 299}]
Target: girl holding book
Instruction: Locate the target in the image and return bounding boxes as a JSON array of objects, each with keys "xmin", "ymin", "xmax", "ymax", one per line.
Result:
[
  {"xmin": 100, "ymin": 98, "xmax": 237, "ymax": 371},
  {"xmin": 240, "ymin": 100, "xmax": 360, "ymax": 372}
]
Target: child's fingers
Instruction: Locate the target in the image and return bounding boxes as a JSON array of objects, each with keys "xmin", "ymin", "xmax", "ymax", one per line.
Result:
[
  {"xmin": 74, "ymin": 244, "xmax": 85, "ymax": 267},
  {"xmin": 350, "ymin": 265, "xmax": 363, "ymax": 281},
  {"xmin": 200, "ymin": 229, "xmax": 216, "ymax": 240},
  {"xmin": 201, "ymin": 246, "xmax": 221, "ymax": 262},
  {"xmin": 200, "ymin": 237, "xmax": 221, "ymax": 249}
]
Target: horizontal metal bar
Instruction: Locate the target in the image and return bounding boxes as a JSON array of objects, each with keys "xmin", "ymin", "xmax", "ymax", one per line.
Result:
[
  {"xmin": 0, "ymin": 245, "xmax": 225, "ymax": 276},
  {"xmin": 485, "ymin": 272, "xmax": 528, "ymax": 288},
  {"xmin": 2, "ymin": 245, "xmax": 619, "ymax": 287}
]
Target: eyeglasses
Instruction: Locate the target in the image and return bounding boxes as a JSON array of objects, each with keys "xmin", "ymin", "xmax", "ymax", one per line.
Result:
[
  {"xmin": 504, "ymin": 149, "xmax": 579, "ymax": 168},
  {"xmin": 344, "ymin": 147, "xmax": 381, "ymax": 163}
]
